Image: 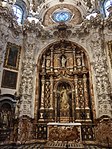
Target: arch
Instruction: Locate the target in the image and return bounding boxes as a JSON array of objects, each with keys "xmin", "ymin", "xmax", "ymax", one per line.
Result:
[
  {"xmin": 36, "ymin": 40, "xmax": 91, "ymax": 68},
  {"xmin": 54, "ymin": 79, "xmax": 74, "ymax": 91},
  {"xmin": 0, "ymin": 95, "xmax": 16, "ymax": 134},
  {"xmin": 0, "ymin": 94, "xmax": 16, "ymax": 108},
  {"xmin": 35, "ymin": 40, "xmax": 95, "ymax": 123}
]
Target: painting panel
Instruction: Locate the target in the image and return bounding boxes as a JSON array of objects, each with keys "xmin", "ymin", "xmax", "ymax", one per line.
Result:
[
  {"xmin": 1, "ymin": 70, "xmax": 18, "ymax": 89},
  {"xmin": 4, "ymin": 43, "xmax": 21, "ymax": 70}
]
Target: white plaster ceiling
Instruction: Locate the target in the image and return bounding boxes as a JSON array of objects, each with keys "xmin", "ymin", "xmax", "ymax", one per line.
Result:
[{"xmin": 30, "ymin": 0, "xmax": 95, "ymax": 18}]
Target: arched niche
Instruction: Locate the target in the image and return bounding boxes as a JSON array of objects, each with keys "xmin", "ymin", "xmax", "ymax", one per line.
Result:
[
  {"xmin": 55, "ymin": 81, "xmax": 73, "ymax": 122},
  {"xmin": 35, "ymin": 40, "xmax": 95, "ymax": 123},
  {"xmin": 0, "ymin": 95, "xmax": 16, "ymax": 142},
  {"xmin": 0, "ymin": 97, "xmax": 15, "ymax": 127}
]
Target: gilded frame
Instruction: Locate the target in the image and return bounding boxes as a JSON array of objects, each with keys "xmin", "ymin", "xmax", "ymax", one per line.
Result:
[
  {"xmin": 4, "ymin": 42, "xmax": 21, "ymax": 70},
  {"xmin": 108, "ymin": 41, "xmax": 112, "ymax": 68}
]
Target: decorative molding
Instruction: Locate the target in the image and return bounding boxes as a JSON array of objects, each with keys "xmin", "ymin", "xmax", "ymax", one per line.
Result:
[
  {"xmin": 90, "ymin": 32, "xmax": 112, "ymax": 117},
  {"xmin": 0, "ymin": 6, "xmax": 22, "ymax": 35},
  {"xmin": 19, "ymin": 31, "xmax": 37, "ymax": 118}
]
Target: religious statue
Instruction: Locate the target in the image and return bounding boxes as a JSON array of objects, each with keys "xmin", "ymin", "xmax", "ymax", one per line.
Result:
[
  {"xmin": 61, "ymin": 55, "xmax": 66, "ymax": 67},
  {"xmin": 60, "ymin": 87, "xmax": 69, "ymax": 110},
  {"xmin": 77, "ymin": 58, "xmax": 81, "ymax": 66},
  {"xmin": 1, "ymin": 110, "xmax": 9, "ymax": 127}
]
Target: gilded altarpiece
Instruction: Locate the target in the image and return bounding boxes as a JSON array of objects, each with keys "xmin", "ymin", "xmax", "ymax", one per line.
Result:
[{"xmin": 36, "ymin": 41, "xmax": 94, "ymax": 141}]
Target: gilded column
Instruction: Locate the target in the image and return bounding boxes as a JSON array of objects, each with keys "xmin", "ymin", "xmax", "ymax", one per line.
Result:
[
  {"xmin": 72, "ymin": 90, "xmax": 75, "ymax": 122},
  {"xmin": 55, "ymin": 92, "xmax": 58, "ymax": 122},
  {"xmin": 50, "ymin": 75, "xmax": 53, "ymax": 109},
  {"xmin": 73, "ymin": 47, "xmax": 77, "ymax": 71},
  {"xmin": 40, "ymin": 55, "xmax": 46, "ymax": 110},
  {"xmin": 74, "ymin": 75, "xmax": 79, "ymax": 109},
  {"xmin": 83, "ymin": 74, "xmax": 89, "ymax": 109},
  {"xmin": 42, "ymin": 54, "xmax": 46, "ymax": 73},
  {"xmin": 81, "ymin": 52, "xmax": 85, "ymax": 70},
  {"xmin": 40, "ymin": 76, "xmax": 45, "ymax": 109},
  {"xmin": 50, "ymin": 48, "xmax": 53, "ymax": 72}
]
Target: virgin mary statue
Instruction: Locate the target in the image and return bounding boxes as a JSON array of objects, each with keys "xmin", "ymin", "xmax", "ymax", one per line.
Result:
[{"xmin": 60, "ymin": 87, "xmax": 69, "ymax": 110}]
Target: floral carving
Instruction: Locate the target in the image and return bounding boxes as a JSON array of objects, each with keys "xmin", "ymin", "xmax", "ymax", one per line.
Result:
[
  {"xmin": 90, "ymin": 32, "xmax": 112, "ymax": 117},
  {"xmin": 19, "ymin": 33, "xmax": 36, "ymax": 118}
]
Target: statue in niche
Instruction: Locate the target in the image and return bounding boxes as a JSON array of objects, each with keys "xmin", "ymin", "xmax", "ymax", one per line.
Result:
[
  {"xmin": 77, "ymin": 58, "xmax": 81, "ymax": 66},
  {"xmin": 46, "ymin": 59, "xmax": 50, "ymax": 67},
  {"xmin": 60, "ymin": 86, "xmax": 69, "ymax": 110},
  {"xmin": 61, "ymin": 55, "xmax": 67, "ymax": 67},
  {"xmin": 1, "ymin": 110, "xmax": 9, "ymax": 127}
]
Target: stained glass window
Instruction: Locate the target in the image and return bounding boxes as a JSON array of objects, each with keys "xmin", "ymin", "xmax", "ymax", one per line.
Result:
[{"xmin": 52, "ymin": 9, "xmax": 72, "ymax": 23}]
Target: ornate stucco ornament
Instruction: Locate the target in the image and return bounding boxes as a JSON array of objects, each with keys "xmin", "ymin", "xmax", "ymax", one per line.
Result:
[
  {"xmin": 53, "ymin": 23, "xmax": 72, "ymax": 39},
  {"xmin": 0, "ymin": 5, "xmax": 22, "ymax": 36},
  {"xmin": 105, "ymin": 14, "xmax": 112, "ymax": 30},
  {"xmin": 72, "ymin": 13, "xmax": 112, "ymax": 37},
  {"xmin": 23, "ymin": 19, "xmax": 42, "ymax": 37}
]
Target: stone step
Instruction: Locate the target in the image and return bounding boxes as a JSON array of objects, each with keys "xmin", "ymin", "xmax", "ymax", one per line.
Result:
[
  {"xmin": 44, "ymin": 141, "xmax": 84, "ymax": 148},
  {"xmin": 0, "ymin": 143, "xmax": 111, "ymax": 149}
]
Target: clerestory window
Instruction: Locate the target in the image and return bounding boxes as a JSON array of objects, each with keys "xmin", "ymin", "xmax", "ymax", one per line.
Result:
[
  {"xmin": 103, "ymin": 0, "xmax": 112, "ymax": 17},
  {"xmin": 13, "ymin": 4, "xmax": 24, "ymax": 24}
]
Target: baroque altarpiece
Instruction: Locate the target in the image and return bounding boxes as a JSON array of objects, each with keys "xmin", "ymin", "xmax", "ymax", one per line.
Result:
[{"xmin": 0, "ymin": 0, "xmax": 112, "ymax": 148}]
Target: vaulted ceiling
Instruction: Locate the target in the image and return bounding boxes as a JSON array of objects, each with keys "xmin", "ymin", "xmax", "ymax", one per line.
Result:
[{"xmin": 24, "ymin": 0, "xmax": 96, "ymax": 19}]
